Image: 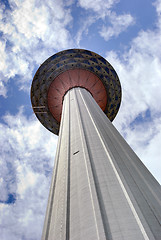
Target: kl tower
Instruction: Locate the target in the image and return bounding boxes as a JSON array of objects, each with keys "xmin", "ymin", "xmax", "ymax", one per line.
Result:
[{"xmin": 31, "ymin": 49, "xmax": 161, "ymax": 240}]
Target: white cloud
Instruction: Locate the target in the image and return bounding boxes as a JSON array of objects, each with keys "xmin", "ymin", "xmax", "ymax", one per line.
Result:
[
  {"xmin": 100, "ymin": 12, "xmax": 135, "ymax": 41},
  {"xmin": 0, "ymin": 108, "xmax": 57, "ymax": 240},
  {"xmin": 75, "ymin": 15, "xmax": 96, "ymax": 46},
  {"xmin": 0, "ymin": 40, "xmax": 8, "ymax": 97},
  {"xmin": 107, "ymin": 29, "xmax": 161, "ymax": 129},
  {"xmin": 153, "ymin": 0, "xmax": 161, "ymax": 15},
  {"xmin": 76, "ymin": 0, "xmax": 134, "ymax": 45},
  {"xmin": 0, "ymin": 81, "xmax": 7, "ymax": 98},
  {"xmin": 78, "ymin": 0, "xmax": 118, "ymax": 15},
  {"xmin": 0, "ymin": 0, "xmax": 74, "ymax": 96}
]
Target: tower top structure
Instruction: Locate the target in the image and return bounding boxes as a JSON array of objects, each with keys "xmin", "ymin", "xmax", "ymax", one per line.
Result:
[{"xmin": 31, "ymin": 49, "xmax": 121, "ymax": 135}]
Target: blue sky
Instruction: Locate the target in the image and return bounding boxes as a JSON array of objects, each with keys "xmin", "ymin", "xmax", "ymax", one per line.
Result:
[{"xmin": 0, "ymin": 0, "xmax": 161, "ymax": 239}]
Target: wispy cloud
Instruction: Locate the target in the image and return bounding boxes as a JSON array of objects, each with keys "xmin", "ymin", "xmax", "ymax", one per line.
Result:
[
  {"xmin": 76, "ymin": 0, "xmax": 134, "ymax": 45},
  {"xmin": 0, "ymin": 108, "xmax": 57, "ymax": 239},
  {"xmin": 99, "ymin": 12, "xmax": 135, "ymax": 41},
  {"xmin": 78, "ymin": 0, "xmax": 119, "ymax": 15},
  {"xmin": 0, "ymin": 0, "xmax": 73, "ymax": 96}
]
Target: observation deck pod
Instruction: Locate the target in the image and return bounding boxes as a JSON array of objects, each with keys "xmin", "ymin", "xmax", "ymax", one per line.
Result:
[{"xmin": 31, "ymin": 49, "xmax": 121, "ymax": 135}]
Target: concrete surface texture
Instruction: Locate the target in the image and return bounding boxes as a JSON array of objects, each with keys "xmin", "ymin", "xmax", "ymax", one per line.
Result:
[{"xmin": 41, "ymin": 87, "xmax": 161, "ymax": 240}]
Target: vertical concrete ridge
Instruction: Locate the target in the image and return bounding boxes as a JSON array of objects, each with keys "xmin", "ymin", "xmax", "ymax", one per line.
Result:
[
  {"xmin": 66, "ymin": 91, "xmax": 71, "ymax": 240},
  {"xmin": 74, "ymin": 88, "xmax": 113, "ymax": 240},
  {"xmin": 41, "ymin": 94, "xmax": 67, "ymax": 240},
  {"xmin": 72, "ymin": 89, "xmax": 105, "ymax": 240}
]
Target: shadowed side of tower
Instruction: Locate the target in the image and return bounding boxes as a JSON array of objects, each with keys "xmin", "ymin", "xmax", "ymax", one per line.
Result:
[{"xmin": 31, "ymin": 49, "xmax": 161, "ymax": 240}]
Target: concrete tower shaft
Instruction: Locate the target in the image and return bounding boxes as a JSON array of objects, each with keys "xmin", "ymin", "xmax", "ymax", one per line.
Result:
[{"xmin": 42, "ymin": 87, "xmax": 161, "ymax": 240}]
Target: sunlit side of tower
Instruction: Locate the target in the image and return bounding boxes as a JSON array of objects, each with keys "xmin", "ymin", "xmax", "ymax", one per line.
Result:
[{"xmin": 31, "ymin": 49, "xmax": 161, "ymax": 240}]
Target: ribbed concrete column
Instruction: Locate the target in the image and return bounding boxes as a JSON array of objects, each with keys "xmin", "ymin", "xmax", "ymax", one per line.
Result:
[{"xmin": 42, "ymin": 87, "xmax": 161, "ymax": 240}]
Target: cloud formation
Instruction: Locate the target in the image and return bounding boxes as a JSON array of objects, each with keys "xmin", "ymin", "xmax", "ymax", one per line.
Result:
[
  {"xmin": 76, "ymin": 0, "xmax": 134, "ymax": 45},
  {"xmin": 0, "ymin": 108, "xmax": 57, "ymax": 240},
  {"xmin": 78, "ymin": 0, "xmax": 118, "ymax": 13},
  {"xmin": 0, "ymin": 0, "xmax": 73, "ymax": 96},
  {"xmin": 100, "ymin": 12, "xmax": 134, "ymax": 41}
]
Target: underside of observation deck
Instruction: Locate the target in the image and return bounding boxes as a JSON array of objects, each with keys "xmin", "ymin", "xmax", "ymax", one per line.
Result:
[{"xmin": 31, "ymin": 49, "xmax": 121, "ymax": 135}]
